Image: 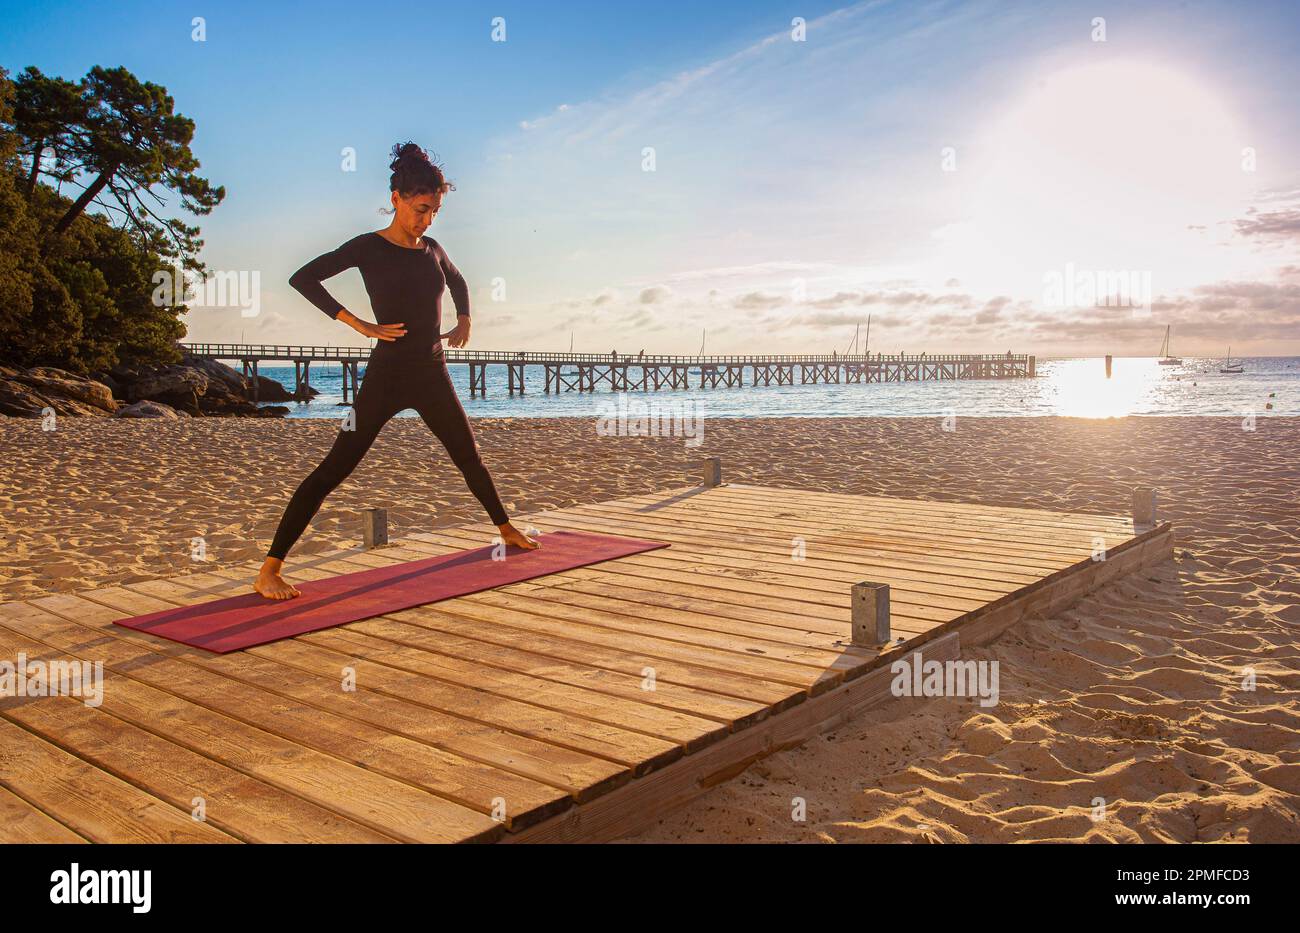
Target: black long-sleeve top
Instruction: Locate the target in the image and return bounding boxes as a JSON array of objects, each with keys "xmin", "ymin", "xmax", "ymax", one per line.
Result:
[{"xmin": 289, "ymin": 231, "xmax": 471, "ymax": 362}]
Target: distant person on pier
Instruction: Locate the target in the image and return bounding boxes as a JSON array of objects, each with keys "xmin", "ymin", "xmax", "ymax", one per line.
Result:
[{"xmin": 253, "ymin": 141, "xmax": 539, "ymax": 600}]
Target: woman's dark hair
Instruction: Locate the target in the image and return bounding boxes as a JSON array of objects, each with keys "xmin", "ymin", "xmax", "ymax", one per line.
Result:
[{"xmin": 388, "ymin": 141, "xmax": 455, "ymax": 198}]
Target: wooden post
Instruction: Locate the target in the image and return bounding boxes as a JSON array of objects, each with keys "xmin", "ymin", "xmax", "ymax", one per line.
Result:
[
  {"xmin": 1028, "ymin": 355, "xmax": 1036, "ymax": 378},
  {"xmin": 702, "ymin": 457, "xmax": 722, "ymax": 487},
  {"xmin": 851, "ymin": 582, "xmax": 890, "ymax": 647},
  {"xmin": 362, "ymin": 508, "xmax": 388, "ymax": 549},
  {"xmin": 1132, "ymin": 488, "xmax": 1157, "ymax": 527},
  {"xmin": 1105, "ymin": 354, "xmax": 1113, "ymax": 378}
]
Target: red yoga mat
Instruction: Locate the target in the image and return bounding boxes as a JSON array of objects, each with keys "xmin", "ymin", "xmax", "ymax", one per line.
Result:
[{"xmin": 113, "ymin": 530, "xmax": 670, "ymax": 654}]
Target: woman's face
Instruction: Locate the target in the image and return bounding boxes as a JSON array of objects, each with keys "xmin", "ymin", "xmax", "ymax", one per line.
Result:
[{"xmin": 393, "ymin": 189, "xmax": 444, "ymax": 238}]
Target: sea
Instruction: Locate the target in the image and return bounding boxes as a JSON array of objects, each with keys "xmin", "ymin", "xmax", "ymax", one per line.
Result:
[{"xmin": 250, "ymin": 356, "xmax": 1299, "ymax": 420}]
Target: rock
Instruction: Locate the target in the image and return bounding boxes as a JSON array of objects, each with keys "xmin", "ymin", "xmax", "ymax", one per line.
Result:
[
  {"xmin": 1, "ymin": 365, "xmax": 121, "ymax": 417},
  {"xmin": 0, "ymin": 378, "xmax": 54, "ymax": 417},
  {"xmin": 91, "ymin": 370, "xmax": 121, "ymax": 394},
  {"xmin": 37, "ymin": 395, "xmax": 115, "ymax": 417},
  {"xmin": 113, "ymin": 399, "xmax": 188, "ymax": 419},
  {"xmin": 1, "ymin": 349, "xmax": 302, "ymax": 419},
  {"xmin": 124, "ymin": 363, "xmax": 209, "ymax": 404},
  {"xmin": 175, "ymin": 344, "xmax": 310, "ymax": 403},
  {"xmin": 178, "ymin": 350, "xmax": 253, "ymax": 395},
  {"xmin": 16, "ymin": 367, "xmax": 117, "ymax": 412},
  {"xmin": 253, "ymin": 374, "xmax": 296, "ymax": 402}
]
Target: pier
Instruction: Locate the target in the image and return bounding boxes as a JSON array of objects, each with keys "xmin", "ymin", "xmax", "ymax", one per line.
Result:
[{"xmin": 180, "ymin": 344, "xmax": 1036, "ymax": 402}]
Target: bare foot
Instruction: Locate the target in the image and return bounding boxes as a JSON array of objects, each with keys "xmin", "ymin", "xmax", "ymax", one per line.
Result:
[
  {"xmin": 497, "ymin": 521, "xmax": 541, "ymax": 550},
  {"xmin": 253, "ymin": 557, "xmax": 301, "ymax": 599}
]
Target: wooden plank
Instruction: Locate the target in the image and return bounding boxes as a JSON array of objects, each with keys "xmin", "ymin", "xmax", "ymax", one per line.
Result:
[
  {"xmin": 143, "ymin": 568, "xmax": 769, "ymax": 727},
  {"xmin": 195, "ymin": 561, "xmax": 798, "ymax": 711},
  {"xmin": 70, "ymin": 587, "xmax": 586, "ymax": 821},
  {"xmin": 506, "ymin": 632, "xmax": 961, "ymax": 842},
  {"xmin": 422, "ymin": 524, "xmax": 1000, "ymax": 614},
  {"xmin": 322, "ymin": 616, "xmax": 768, "ymax": 726},
  {"xmin": 567, "ymin": 484, "xmax": 1134, "ymax": 551},
  {"xmin": 197, "ymin": 559, "xmax": 847, "ymax": 694},
  {"xmin": 0, "ymin": 716, "xmax": 235, "ymax": 843},
  {"xmin": 0, "ymin": 783, "xmax": 88, "ymax": 843},
  {"xmin": 562, "ymin": 496, "xmax": 1112, "ymax": 566},
  {"xmin": 411, "ymin": 521, "xmax": 1021, "ymax": 601},
  {"xmin": 2, "ymin": 679, "xmax": 394, "ymax": 842},
  {"xmin": 300, "ymin": 626, "xmax": 730, "ymax": 752},
  {"xmin": 2, "ymin": 598, "xmax": 504, "ymax": 842},
  {"xmin": 333, "ymin": 536, "xmax": 883, "ymax": 650},
  {"xmin": 68, "ymin": 584, "xmax": 645, "ymax": 801},
  {"xmin": 126, "ymin": 575, "xmax": 627, "ymax": 804},
  {"xmin": 398, "ymin": 530, "xmax": 922, "ymax": 645},
  {"xmin": 956, "ymin": 524, "xmax": 1174, "ymax": 649},
  {"xmin": 200, "ymin": 556, "xmax": 806, "ymax": 705},
  {"xmin": 448, "ymin": 510, "xmax": 1058, "ymax": 587},
  {"xmin": 873, "ymin": 523, "xmax": 1174, "ymax": 655},
  {"xmin": 716, "ymin": 483, "xmax": 1137, "ymax": 534},
  {"xmin": 131, "ymin": 571, "xmax": 723, "ymax": 757},
  {"xmin": 590, "ymin": 487, "xmax": 1135, "ymax": 556}
]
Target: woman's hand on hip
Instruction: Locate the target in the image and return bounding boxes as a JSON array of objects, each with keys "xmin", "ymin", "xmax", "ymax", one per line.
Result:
[
  {"xmin": 441, "ymin": 315, "xmax": 471, "ymax": 349},
  {"xmin": 343, "ymin": 311, "xmax": 407, "ymax": 342}
]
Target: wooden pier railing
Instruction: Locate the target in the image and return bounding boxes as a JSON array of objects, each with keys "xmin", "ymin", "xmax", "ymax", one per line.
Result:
[{"xmin": 180, "ymin": 343, "xmax": 1035, "ymax": 402}]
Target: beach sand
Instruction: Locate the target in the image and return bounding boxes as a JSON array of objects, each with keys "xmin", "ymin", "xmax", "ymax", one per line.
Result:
[{"xmin": 1, "ymin": 414, "xmax": 1296, "ymax": 842}]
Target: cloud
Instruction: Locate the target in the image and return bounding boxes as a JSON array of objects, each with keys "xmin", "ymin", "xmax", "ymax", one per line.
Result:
[
  {"xmin": 733, "ymin": 291, "xmax": 786, "ymax": 310},
  {"xmin": 638, "ymin": 285, "xmax": 672, "ymax": 304},
  {"xmin": 1233, "ymin": 208, "xmax": 1300, "ymax": 241}
]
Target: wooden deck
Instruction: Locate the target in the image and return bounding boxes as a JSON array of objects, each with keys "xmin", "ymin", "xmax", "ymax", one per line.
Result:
[{"xmin": 0, "ymin": 483, "xmax": 1172, "ymax": 843}]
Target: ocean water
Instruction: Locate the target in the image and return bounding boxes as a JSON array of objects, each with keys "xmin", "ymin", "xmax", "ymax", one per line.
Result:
[{"xmin": 251, "ymin": 356, "xmax": 1300, "ymax": 419}]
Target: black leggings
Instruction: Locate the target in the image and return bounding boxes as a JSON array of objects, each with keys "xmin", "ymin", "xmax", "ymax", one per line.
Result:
[{"xmin": 266, "ymin": 356, "xmax": 509, "ymax": 560}]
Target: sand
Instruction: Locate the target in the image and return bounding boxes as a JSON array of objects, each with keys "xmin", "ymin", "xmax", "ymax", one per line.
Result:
[{"xmin": 1, "ymin": 414, "xmax": 1296, "ymax": 842}]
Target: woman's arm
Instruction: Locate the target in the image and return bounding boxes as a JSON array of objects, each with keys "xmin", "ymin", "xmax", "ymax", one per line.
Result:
[
  {"xmin": 434, "ymin": 240, "xmax": 471, "ymax": 319},
  {"xmin": 288, "ymin": 237, "xmax": 362, "ymax": 320},
  {"xmin": 289, "ymin": 236, "xmax": 405, "ymax": 341}
]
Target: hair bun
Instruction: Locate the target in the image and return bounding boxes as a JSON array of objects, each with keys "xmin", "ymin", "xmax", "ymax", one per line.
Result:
[
  {"xmin": 387, "ymin": 140, "xmax": 455, "ymax": 197},
  {"xmin": 389, "ymin": 141, "xmax": 431, "ymax": 171}
]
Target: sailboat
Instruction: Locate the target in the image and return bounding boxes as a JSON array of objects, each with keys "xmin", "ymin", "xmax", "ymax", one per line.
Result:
[
  {"xmin": 689, "ymin": 328, "xmax": 704, "ymax": 374},
  {"xmin": 1157, "ymin": 325, "xmax": 1182, "ymax": 365},
  {"xmin": 1220, "ymin": 347, "xmax": 1244, "ymax": 374}
]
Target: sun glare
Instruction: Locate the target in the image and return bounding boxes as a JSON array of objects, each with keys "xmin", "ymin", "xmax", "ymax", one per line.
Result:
[{"xmin": 934, "ymin": 60, "xmax": 1253, "ymax": 299}]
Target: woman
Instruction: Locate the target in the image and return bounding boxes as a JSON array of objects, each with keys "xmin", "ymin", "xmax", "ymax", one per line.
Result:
[{"xmin": 254, "ymin": 141, "xmax": 539, "ymax": 600}]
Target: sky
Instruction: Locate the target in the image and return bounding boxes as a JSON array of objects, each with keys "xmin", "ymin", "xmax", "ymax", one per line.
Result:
[{"xmin": 3, "ymin": 0, "xmax": 1298, "ymax": 357}]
